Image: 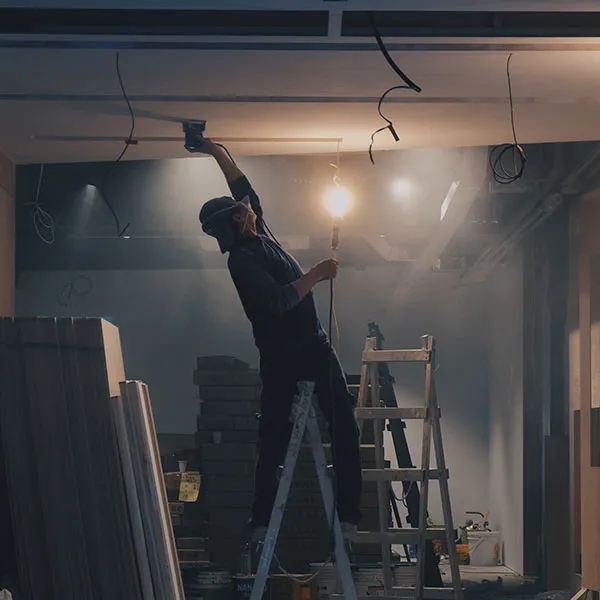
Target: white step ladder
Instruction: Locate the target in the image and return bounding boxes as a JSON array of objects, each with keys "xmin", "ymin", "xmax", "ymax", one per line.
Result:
[
  {"xmin": 350, "ymin": 334, "xmax": 464, "ymax": 600},
  {"xmin": 250, "ymin": 380, "xmax": 357, "ymax": 600}
]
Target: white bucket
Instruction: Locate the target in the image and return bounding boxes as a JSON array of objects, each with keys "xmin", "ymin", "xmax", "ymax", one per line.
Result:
[{"xmin": 467, "ymin": 531, "xmax": 502, "ymax": 566}]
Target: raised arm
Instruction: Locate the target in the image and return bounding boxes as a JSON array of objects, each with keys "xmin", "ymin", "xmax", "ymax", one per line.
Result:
[{"xmin": 199, "ymin": 138, "xmax": 264, "ymax": 222}]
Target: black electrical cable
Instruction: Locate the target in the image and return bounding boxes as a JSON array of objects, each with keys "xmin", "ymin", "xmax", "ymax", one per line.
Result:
[
  {"xmin": 369, "ymin": 85, "xmax": 411, "ymax": 165},
  {"xmin": 327, "ymin": 277, "xmax": 338, "ymax": 556},
  {"xmin": 24, "ymin": 163, "xmax": 56, "ymax": 244},
  {"xmin": 370, "ymin": 13, "xmax": 422, "ymax": 93},
  {"xmin": 216, "ymin": 142, "xmax": 237, "ymax": 165},
  {"xmin": 489, "ymin": 53, "xmax": 527, "ymax": 185},
  {"xmin": 369, "ymin": 13, "xmax": 422, "ymax": 164},
  {"xmin": 97, "ymin": 52, "xmax": 134, "ymax": 237},
  {"xmin": 57, "ymin": 274, "xmax": 93, "ymax": 307}
]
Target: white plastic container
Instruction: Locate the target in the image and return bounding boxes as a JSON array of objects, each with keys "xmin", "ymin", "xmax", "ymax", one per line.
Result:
[{"xmin": 467, "ymin": 531, "xmax": 502, "ymax": 566}]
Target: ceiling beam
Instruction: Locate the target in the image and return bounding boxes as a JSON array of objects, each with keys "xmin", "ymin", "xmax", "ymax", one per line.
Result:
[
  {"xmin": 393, "ymin": 146, "xmax": 487, "ymax": 299},
  {"xmin": 462, "ymin": 142, "xmax": 600, "ymax": 283}
]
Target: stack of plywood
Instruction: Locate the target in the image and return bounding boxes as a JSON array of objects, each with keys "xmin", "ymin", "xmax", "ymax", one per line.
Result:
[
  {"xmin": 0, "ymin": 317, "xmax": 183, "ymax": 600},
  {"xmin": 193, "ymin": 356, "xmax": 382, "ymax": 572}
]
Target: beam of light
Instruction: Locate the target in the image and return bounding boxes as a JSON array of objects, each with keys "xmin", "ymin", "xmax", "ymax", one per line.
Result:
[
  {"xmin": 440, "ymin": 181, "xmax": 461, "ymax": 221},
  {"xmin": 72, "ymin": 184, "xmax": 99, "ymax": 233},
  {"xmin": 391, "ymin": 178, "xmax": 414, "ymax": 201}
]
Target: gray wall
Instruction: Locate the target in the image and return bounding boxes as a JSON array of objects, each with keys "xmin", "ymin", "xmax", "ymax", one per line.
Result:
[
  {"xmin": 16, "ymin": 265, "xmax": 492, "ymax": 523},
  {"xmin": 487, "ymin": 251, "xmax": 524, "ymax": 573}
]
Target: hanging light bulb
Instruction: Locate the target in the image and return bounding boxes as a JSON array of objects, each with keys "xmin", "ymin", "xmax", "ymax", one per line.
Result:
[{"xmin": 323, "ymin": 184, "xmax": 353, "ymax": 219}]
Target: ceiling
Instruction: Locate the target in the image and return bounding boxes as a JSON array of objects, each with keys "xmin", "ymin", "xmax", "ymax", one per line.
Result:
[{"xmin": 3, "ymin": 2, "xmax": 600, "ymax": 164}]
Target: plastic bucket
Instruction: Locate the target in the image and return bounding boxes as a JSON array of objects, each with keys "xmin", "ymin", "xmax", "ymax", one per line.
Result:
[{"xmin": 467, "ymin": 531, "xmax": 502, "ymax": 566}]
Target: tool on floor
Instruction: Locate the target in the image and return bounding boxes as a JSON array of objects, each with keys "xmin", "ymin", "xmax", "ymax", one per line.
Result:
[
  {"xmin": 367, "ymin": 321, "xmax": 443, "ymax": 585},
  {"xmin": 351, "ymin": 334, "xmax": 463, "ymax": 600},
  {"xmin": 250, "ymin": 381, "xmax": 357, "ymax": 600}
]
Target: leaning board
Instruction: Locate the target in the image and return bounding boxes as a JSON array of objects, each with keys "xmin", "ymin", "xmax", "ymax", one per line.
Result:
[{"xmin": 0, "ymin": 317, "xmax": 183, "ymax": 600}]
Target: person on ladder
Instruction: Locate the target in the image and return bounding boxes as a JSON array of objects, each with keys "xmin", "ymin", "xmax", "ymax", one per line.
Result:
[{"xmin": 197, "ymin": 138, "xmax": 362, "ymax": 543}]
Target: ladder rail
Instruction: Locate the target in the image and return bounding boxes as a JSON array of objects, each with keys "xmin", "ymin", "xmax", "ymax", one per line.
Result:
[
  {"xmin": 305, "ymin": 404, "xmax": 357, "ymax": 600},
  {"xmin": 250, "ymin": 382, "xmax": 314, "ymax": 600},
  {"xmin": 430, "ymin": 375, "xmax": 463, "ymax": 600},
  {"xmin": 415, "ymin": 336, "xmax": 435, "ymax": 600},
  {"xmin": 370, "ymin": 360, "xmax": 395, "ymax": 595},
  {"xmin": 250, "ymin": 381, "xmax": 357, "ymax": 600}
]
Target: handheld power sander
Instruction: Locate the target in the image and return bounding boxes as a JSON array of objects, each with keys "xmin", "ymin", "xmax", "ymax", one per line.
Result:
[{"xmin": 183, "ymin": 120, "xmax": 208, "ymax": 153}]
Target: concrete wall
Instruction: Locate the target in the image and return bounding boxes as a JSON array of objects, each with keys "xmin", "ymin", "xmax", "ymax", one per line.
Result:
[
  {"xmin": 16, "ymin": 266, "xmax": 492, "ymax": 522},
  {"xmin": 487, "ymin": 251, "xmax": 524, "ymax": 574},
  {"xmin": 0, "ymin": 149, "xmax": 15, "ymax": 317}
]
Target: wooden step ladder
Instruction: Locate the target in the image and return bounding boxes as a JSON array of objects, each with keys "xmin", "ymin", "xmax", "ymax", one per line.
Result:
[{"xmin": 351, "ymin": 334, "xmax": 463, "ymax": 600}]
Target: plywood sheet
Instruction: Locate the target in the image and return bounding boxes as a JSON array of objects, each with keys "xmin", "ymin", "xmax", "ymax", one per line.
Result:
[{"xmin": 0, "ymin": 317, "xmax": 147, "ymax": 600}]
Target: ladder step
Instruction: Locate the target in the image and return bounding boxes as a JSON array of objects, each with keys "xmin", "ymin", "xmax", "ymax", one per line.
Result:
[
  {"xmin": 350, "ymin": 528, "xmax": 447, "ymax": 544},
  {"xmin": 362, "ymin": 349, "xmax": 431, "ymax": 363},
  {"xmin": 363, "ymin": 468, "xmax": 448, "ymax": 482},
  {"xmin": 355, "ymin": 407, "xmax": 426, "ymax": 420}
]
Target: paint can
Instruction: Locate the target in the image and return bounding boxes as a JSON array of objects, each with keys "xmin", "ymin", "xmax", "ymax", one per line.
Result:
[
  {"xmin": 232, "ymin": 575, "xmax": 270, "ymax": 600},
  {"xmin": 180, "ymin": 563, "xmax": 232, "ymax": 600},
  {"xmin": 269, "ymin": 573, "xmax": 316, "ymax": 600},
  {"xmin": 354, "ymin": 563, "xmax": 417, "ymax": 596},
  {"xmin": 310, "ymin": 563, "xmax": 338, "ymax": 600}
]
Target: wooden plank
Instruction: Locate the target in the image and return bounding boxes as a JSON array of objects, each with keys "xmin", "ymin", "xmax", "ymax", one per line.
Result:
[
  {"xmin": 0, "ymin": 318, "xmax": 50, "ymax": 599},
  {"xmin": 363, "ymin": 349, "xmax": 431, "ymax": 364},
  {"xmin": 121, "ymin": 381, "xmax": 184, "ymax": 600},
  {"xmin": 20, "ymin": 318, "xmax": 91, "ymax": 600},
  {"xmin": 140, "ymin": 382, "xmax": 185, "ymax": 600},
  {"xmin": 111, "ymin": 394, "xmax": 156, "ymax": 600},
  {"xmin": 75, "ymin": 318, "xmax": 142, "ymax": 600},
  {"xmin": 355, "ymin": 407, "xmax": 426, "ymax": 420},
  {"xmin": 57, "ymin": 318, "xmax": 114, "ymax": 600}
]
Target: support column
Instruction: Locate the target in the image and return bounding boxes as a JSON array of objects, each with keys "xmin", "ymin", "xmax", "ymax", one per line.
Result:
[
  {"xmin": 570, "ymin": 189, "xmax": 600, "ymax": 593},
  {"xmin": 0, "ymin": 148, "xmax": 15, "ymax": 317},
  {"xmin": 0, "ymin": 149, "xmax": 16, "ymax": 588}
]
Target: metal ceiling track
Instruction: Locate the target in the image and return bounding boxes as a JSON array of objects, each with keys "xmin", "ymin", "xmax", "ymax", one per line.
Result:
[{"xmin": 1, "ymin": 8, "xmax": 600, "ymax": 50}]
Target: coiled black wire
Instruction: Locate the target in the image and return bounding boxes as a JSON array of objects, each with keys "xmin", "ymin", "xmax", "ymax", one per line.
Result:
[{"xmin": 489, "ymin": 54, "xmax": 527, "ymax": 185}]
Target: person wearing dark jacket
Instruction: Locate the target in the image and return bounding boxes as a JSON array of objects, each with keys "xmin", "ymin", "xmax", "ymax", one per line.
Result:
[{"xmin": 198, "ymin": 139, "xmax": 362, "ymax": 541}]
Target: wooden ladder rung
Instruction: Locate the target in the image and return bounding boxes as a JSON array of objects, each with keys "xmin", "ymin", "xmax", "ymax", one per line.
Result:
[
  {"xmin": 349, "ymin": 528, "xmax": 447, "ymax": 544},
  {"xmin": 362, "ymin": 349, "xmax": 431, "ymax": 363},
  {"xmin": 355, "ymin": 407, "xmax": 426, "ymax": 420},
  {"xmin": 363, "ymin": 468, "xmax": 448, "ymax": 482}
]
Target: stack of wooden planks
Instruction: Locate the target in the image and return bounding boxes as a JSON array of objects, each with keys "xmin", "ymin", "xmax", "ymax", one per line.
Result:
[
  {"xmin": 193, "ymin": 355, "xmax": 382, "ymax": 572},
  {"xmin": 0, "ymin": 317, "xmax": 183, "ymax": 600}
]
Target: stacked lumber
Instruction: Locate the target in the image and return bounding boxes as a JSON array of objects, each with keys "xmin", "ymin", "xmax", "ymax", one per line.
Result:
[
  {"xmin": 193, "ymin": 356, "xmax": 382, "ymax": 572},
  {"xmin": 0, "ymin": 317, "xmax": 183, "ymax": 600}
]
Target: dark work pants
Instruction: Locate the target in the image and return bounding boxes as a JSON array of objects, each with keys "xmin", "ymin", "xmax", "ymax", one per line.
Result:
[{"xmin": 250, "ymin": 339, "xmax": 362, "ymax": 528}]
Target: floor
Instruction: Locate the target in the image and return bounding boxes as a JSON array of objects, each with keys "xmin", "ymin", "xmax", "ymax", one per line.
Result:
[{"xmin": 440, "ymin": 564, "xmax": 540, "ymax": 600}]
